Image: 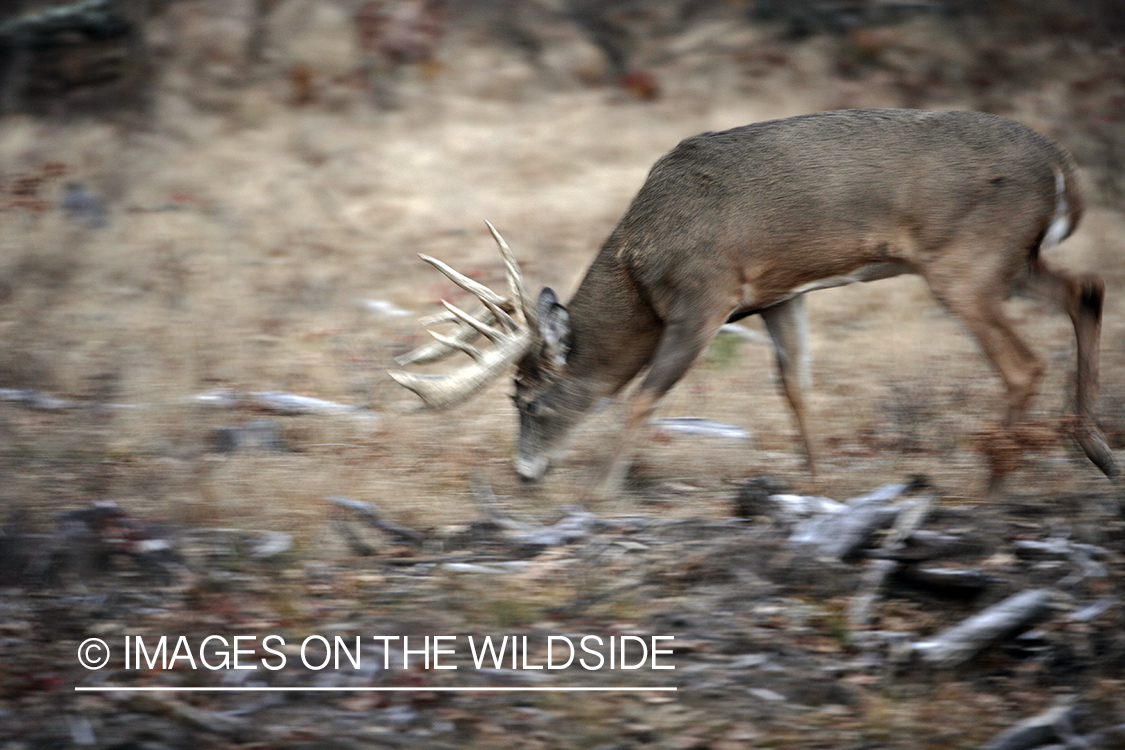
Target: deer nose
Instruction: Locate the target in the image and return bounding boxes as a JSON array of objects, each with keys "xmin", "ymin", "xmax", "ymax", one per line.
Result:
[{"xmin": 513, "ymin": 453, "xmax": 550, "ymax": 483}]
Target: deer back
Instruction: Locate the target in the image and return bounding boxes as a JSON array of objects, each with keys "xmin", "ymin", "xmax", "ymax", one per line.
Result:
[{"xmin": 590, "ymin": 109, "xmax": 1080, "ymax": 326}]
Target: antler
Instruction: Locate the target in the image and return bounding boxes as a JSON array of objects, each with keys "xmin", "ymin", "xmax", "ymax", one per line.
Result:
[{"xmin": 389, "ymin": 222, "xmax": 538, "ymax": 409}]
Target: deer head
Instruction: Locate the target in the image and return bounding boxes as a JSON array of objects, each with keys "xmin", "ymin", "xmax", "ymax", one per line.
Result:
[{"xmin": 390, "ymin": 223, "xmax": 597, "ymax": 481}]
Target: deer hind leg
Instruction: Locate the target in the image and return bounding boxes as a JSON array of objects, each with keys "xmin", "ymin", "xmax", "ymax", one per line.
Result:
[
  {"xmin": 760, "ymin": 296, "xmax": 816, "ymax": 473},
  {"xmin": 1018, "ymin": 259, "xmax": 1117, "ymax": 479},
  {"xmin": 922, "ymin": 259, "xmax": 1049, "ymax": 490},
  {"xmin": 597, "ymin": 313, "xmax": 726, "ymax": 494}
]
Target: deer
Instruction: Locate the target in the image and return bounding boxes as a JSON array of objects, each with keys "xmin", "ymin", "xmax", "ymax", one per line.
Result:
[{"xmin": 389, "ymin": 108, "xmax": 1118, "ymax": 493}]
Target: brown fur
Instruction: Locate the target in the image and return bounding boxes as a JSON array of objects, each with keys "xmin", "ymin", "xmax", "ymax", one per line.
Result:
[{"xmin": 493, "ymin": 110, "xmax": 1114, "ymax": 491}]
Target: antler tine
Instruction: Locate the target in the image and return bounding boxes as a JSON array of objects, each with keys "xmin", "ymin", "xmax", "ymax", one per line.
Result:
[
  {"xmin": 394, "ymin": 248, "xmax": 523, "ymax": 367},
  {"xmin": 389, "ymin": 225, "xmax": 537, "ymax": 410},
  {"xmin": 418, "ymin": 309, "xmax": 466, "ymax": 326},
  {"xmin": 388, "ymin": 323, "xmax": 532, "ymax": 410},
  {"xmin": 440, "ymin": 299, "xmax": 505, "ymax": 343},
  {"xmin": 426, "ymin": 331, "xmax": 483, "ymax": 361},
  {"xmin": 419, "ymin": 254, "xmax": 510, "ymax": 308},
  {"xmin": 485, "ymin": 221, "xmax": 539, "ymax": 331},
  {"xmin": 478, "ymin": 294, "xmax": 520, "ymax": 332},
  {"xmin": 395, "ymin": 305, "xmax": 499, "ymax": 366}
]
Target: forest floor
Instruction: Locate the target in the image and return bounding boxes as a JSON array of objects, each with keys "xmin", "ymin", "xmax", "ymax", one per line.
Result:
[{"xmin": 1, "ymin": 2, "xmax": 1123, "ymax": 747}]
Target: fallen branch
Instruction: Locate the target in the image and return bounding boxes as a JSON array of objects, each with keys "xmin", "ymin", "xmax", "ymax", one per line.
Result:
[
  {"xmin": 0, "ymin": 387, "xmax": 379, "ymax": 419},
  {"xmin": 977, "ymin": 697, "xmax": 1081, "ymax": 750},
  {"xmin": 501, "ymin": 507, "xmax": 598, "ymax": 553},
  {"xmin": 472, "ymin": 478, "xmax": 599, "ymax": 552},
  {"xmin": 653, "ymin": 416, "xmax": 750, "ymax": 440},
  {"xmin": 471, "ymin": 477, "xmax": 531, "ymax": 533},
  {"xmin": 328, "ymin": 496, "xmax": 424, "ymax": 547},
  {"xmin": 848, "ymin": 494, "xmax": 933, "ymax": 627},
  {"xmin": 0, "ymin": 388, "xmax": 81, "ymax": 410},
  {"xmin": 912, "ymin": 589, "xmax": 1055, "ymax": 668},
  {"xmin": 196, "ymin": 389, "xmax": 376, "ymax": 417},
  {"xmin": 790, "ymin": 479, "xmax": 925, "ymax": 562}
]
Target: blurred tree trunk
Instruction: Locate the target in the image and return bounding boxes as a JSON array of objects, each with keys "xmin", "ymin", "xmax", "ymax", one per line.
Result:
[
  {"xmin": 0, "ymin": 1, "xmax": 30, "ymax": 114},
  {"xmin": 120, "ymin": 0, "xmax": 155, "ymax": 116},
  {"xmin": 246, "ymin": 0, "xmax": 285, "ymax": 71}
]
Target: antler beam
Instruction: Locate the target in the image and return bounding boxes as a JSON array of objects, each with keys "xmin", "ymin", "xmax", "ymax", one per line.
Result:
[{"xmin": 389, "ymin": 223, "xmax": 538, "ymax": 410}]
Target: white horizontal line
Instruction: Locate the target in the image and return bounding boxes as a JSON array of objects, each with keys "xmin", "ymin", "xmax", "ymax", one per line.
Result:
[{"xmin": 75, "ymin": 686, "xmax": 677, "ymax": 693}]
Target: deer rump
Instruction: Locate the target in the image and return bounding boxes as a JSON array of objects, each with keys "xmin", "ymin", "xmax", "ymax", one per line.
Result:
[{"xmin": 391, "ymin": 108, "xmax": 1116, "ymax": 491}]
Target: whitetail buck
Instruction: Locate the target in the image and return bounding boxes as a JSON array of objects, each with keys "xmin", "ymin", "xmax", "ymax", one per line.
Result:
[{"xmin": 390, "ymin": 108, "xmax": 1117, "ymax": 491}]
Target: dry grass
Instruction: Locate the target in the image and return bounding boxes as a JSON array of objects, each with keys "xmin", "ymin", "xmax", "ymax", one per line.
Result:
[{"xmin": 1, "ymin": 4, "xmax": 1122, "ymax": 548}]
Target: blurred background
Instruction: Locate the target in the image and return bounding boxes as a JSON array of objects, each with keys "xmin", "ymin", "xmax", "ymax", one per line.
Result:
[
  {"xmin": 2, "ymin": 3, "xmax": 1125, "ymax": 748},
  {"xmin": 1, "ymin": 0, "xmax": 1123, "ymax": 528}
]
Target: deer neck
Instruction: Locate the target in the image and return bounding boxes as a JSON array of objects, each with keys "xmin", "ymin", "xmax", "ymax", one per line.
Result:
[{"xmin": 563, "ymin": 244, "xmax": 663, "ymax": 399}]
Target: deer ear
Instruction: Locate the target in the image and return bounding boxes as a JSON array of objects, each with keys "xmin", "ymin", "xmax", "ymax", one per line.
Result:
[{"xmin": 536, "ymin": 287, "xmax": 570, "ymax": 365}]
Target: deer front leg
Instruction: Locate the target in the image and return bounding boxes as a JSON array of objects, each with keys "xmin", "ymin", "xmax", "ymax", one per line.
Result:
[
  {"xmin": 595, "ymin": 315, "xmax": 724, "ymax": 495},
  {"xmin": 760, "ymin": 296, "xmax": 816, "ymax": 474}
]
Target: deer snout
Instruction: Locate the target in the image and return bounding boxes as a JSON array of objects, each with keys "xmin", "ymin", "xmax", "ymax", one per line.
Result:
[{"xmin": 513, "ymin": 452, "xmax": 551, "ymax": 483}]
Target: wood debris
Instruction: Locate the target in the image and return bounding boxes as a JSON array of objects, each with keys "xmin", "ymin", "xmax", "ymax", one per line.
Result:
[{"xmin": 0, "ymin": 472, "xmax": 1120, "ymax": 747}]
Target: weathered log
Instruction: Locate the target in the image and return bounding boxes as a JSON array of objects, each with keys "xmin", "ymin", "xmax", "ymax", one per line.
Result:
[
  {"xmin": 848, "ymin": 494, "xmax": 933, "ymax": 626},
  {"xmin": 789, "ymin": 478, "xmax": 932, "ymax": 561},
  {"xmin": 912, "ymin": 589, "xmax": 1055, "ymax": 668},
  {"xmin": 977, "ymin": 698, "xmax": 1081, "ymax": 750}
]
